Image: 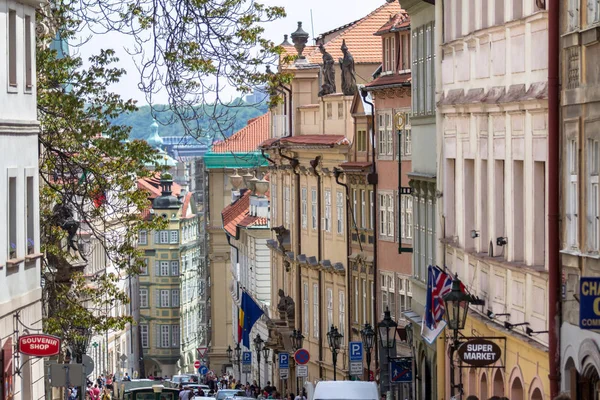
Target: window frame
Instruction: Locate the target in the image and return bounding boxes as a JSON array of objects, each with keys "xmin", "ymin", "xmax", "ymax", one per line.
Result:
[
  {"xmin": 313, "ymin": 283, "xmax": 319, "ymax": 338},
  {"xmin": 160, "ymin": 290, "xmax": 170, "ymax": 307},
  {"xmin": 140, "ymin": 325, "xmax": 149, "ymax": 348},
  {"xmin": 301, "ymin": 187, "xmax": 308, "ymax": 229},
  {"xmin": 336, "ymin": 190, "xmax": 344, "ymax": 235},
  {"xmin": 160, "ymin": 325, "xmax": 170, "ymax": 348},
  {"xmin": 324, "ymin": 189, "xmax": 332, "ymax": 232},
  {"xmin": 140, "ymin": 288, "xmax": 149, "ymax": 308}
]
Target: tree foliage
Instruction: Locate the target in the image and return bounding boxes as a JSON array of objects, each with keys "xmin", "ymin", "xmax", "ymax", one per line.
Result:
[{"xmin": 37, "ymin": 4, "xmax": 166, "ymax": 345}]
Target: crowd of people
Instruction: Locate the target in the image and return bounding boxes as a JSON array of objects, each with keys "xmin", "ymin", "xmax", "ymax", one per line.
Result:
[{"xmin": 202, "ymin": 376, "xmax": 306, "ymax": 400}]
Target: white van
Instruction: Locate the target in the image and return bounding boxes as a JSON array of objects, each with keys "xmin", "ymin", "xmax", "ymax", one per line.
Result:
[{"xmin": 312, "ymin": 381, "xmax": 379, "ymax": 400}]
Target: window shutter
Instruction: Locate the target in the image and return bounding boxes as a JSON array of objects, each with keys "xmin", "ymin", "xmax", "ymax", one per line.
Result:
[
  {"xmin": 155, "ymin": 324, "xmax": 160, "ymax": 348},
  {"xmin": 154, "ymin": 231, "xmax": 159, "ymax": 244},
  {"xmin": 154, "ymin": 260, "xmax": 160, "ymax": 277},
  {"xmin": 155, "ymin": 289, "xmax": 160, "ymax": 308}
]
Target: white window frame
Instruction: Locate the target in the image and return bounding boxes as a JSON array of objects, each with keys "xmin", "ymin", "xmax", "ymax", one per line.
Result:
[
  {"xmin": 336, "ymin": 190, "xmax": 344, "ymax": 234},
  {"xmin": 361, "ymin": 190, "xmax": 367, "ymax": 228},
  {"xmin": 138, "ymin": 230, "xmax": 148, "ymax": 245},
  {"xmin": 311, "ymin": 188, "xmax": 318, "ymax": 230},
  {"xmin": 140, "ymin": 325, "xmax": 149, "ymax": 348},
  {"xmin": 160, "ymin": 261, "xmax": 170, "ymax": 276},
  {"xmin": 353, "ymin": 189, "xmax": 358, "ymax": 226},
  {"xmin": 313, "ymin": 283, "xmax": 319, "ymax": 338},
  {"xmin": 380, "ymin": 194, "xmax": 388, "ymax": 236},
  {"xmin": 160, "ymin": 290, "xmax": 170, "ymax": 307},
  {"xmin": 400, "ymin": 195, "xmax": 414, "ymax": 240},
  {"xmin": 567, "ymin": 139, "xmax": 578, "ymax": 248},
  {"xmin": 369, "ymin": 190, "xmax": 375, "ymax": 230},
  {"xmin": 159, "ymin": 230, "xmax": 169, "ymax": 244},
  {"xmin": 172, "ymin": 289, "xmax": 180, "ymax": 307},
  {"xmin": 387, "ymin": 193, "xmax": 395, "ymax": 239},
  {"xmin": 303, "ymin": 282, "xmax": 309, "ymax": 335},
  {"xmin": 160, "ymin": 325, "xmax": 170, "ymax": 348},
  {"xmin": 272, "ymin": 182, "xmax": 277, "ymax": 222},
  {"xmin": 301, "ymin": 187, "xmax": 308, "ymax": 229},
  {"xmin": 588, "ymin": 0, "xmax": 600, "ymax": 25},
  {"xmin": 171, "ymin": 325, "xmax": 180, "ymax": 348},
  {"xmin": 170, "ymin": 230, "xmax": 179, "ymax": 244},
  {"xmin": 326, "ymin": 288, "xmax": 333, "ymax": 329},
  {"xmin": 284, "ymin": 186, "xmax": 290, "ymax": 226},
  {"xmin": 324, "ymin": 189, "xmax": 332, "ymax": 232},
  {"xmin": 354, "ymin": 277, "xmax": 359, "ymax": 323},
  {"xmin": 377, "ymin": 112, "xmax": 394, "ymax": 158},
  {"xmin": 140, "ymin": 288, "xmax": 149, "ymax": 308},
  {"xmin": 338, "ymin": 291, "xmax": 345, "ymax": 339},
  {"xmin": 362, "ymin": 278, "xmax": 367, "ymax": 325},
  {"xmin": 588, "ymin": 139, "xmax": 599, "ymax": 252}
]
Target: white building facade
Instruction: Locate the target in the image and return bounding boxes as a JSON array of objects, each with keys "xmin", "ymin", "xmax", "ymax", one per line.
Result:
[
  {"xmin": 439, "ymin": 0, "xmax": 551, "ymax": 398},
  {"xmin": 0, "ymin": 0, "xmax": 44, "ymax": 398}
]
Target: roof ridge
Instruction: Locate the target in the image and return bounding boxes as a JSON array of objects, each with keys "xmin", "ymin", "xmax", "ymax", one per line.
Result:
[{"xmin": 309, "ymin": 2, "xmax": 399, "ymax": 57}]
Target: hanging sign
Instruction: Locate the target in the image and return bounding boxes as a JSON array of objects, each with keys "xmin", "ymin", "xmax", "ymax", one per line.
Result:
[
  {"xmin": 457, "ymin": 339, "xmax": 502, "ymax": 367},
  {"xmin": 18, "ymin": 334, "xmax": 61, "ymax": 357}
]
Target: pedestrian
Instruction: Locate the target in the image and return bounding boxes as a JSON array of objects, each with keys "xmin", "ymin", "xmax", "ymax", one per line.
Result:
[
  {"xmin": 123, "ymin": 372, "xmax": 131, "ymax": 381},
  {"xmin": 294, "ymin": 389, "xmax": 306, "ymax": 400}
]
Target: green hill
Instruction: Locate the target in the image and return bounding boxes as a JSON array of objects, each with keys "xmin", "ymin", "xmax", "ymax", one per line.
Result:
[{"xmin": 112, "ymin": 102, "xmax": 269, "ymax": 141}]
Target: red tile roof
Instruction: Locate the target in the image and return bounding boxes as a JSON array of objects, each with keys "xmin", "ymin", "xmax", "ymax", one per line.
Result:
[
  {"xmin": 137, "ymin": 174, "xmax": 182, "ymax": 200},
  {"xmin": 374, "ymin": 12, "xmax": 410, "ymax": 36},
  {"xmin": 222, "ymin": 190, "xmax": 269, "ymax": 237},
  {"xmin": 211, "ymin": 112, "xmax": 270, "ymax": 153},
  {"xmin": 365, "ymin": 72, "xmax": 411, "ymax": 89},
  {"xmin": 181, "ymin": 192, "xmax": 194, "ymax": 219}
]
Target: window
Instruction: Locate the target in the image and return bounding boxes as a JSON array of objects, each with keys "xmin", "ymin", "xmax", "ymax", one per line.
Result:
[
  {"xmin": 338, "ymin": 102, "xmax": 344, "ymax": 119},
  {"xmin": 272, "ymin": 182, "xmax": 277, "ymax": 222},
  {"xmin": 159, "ymin": 231, "xmax": 169, "ymax": 244},
  {"xmin": 362, "ymin": 278, "xmax": 367, "ymax": 324},
  {"xmin": 25, "ymin": 15, "xmax": 32, "ymax": 89},
  {"xmin": 380, "ymin": 194, "xmax": 387, "ymax": 236},
  {"xmin": 379, "ymin": 193, "xmax": 395, "ymax": 238},
  {"xmin": 26, "ymin": 175, "xmax": 34, "ymax": 254},
  {"xmin": 384, "ymin": 36, "xmax": 396, "ymax": 72},
  {"xmin": 567, "ymin": 140, "xmax": 578, "ymax": 248},
  {"xmin": 160, "ymin": 325, "xmax": 170, "ymax": 348},
  {"xmin": 311, "ymin": 188, "xmax": 318, "ymax": 230},
  {"xmin": 140, "ymin": 288, "xmax": 149, "ymax": 308},
  {"xmin": 336, "ymin": 191, "xmax": 344, "ymax": 234},
  {"xmin": 412, "ymin": 23, "xmax": 435, "ymax": 115},
  {"xmin": 8, "ymin": 176, "xmax": 16, "ymax": 258},
  {"xmin": 172, "ymin": 289, "xmax": 180, "ymax": 307},
  {"xmin": 568, "ymin": 0, "xmax": 579, "ymax": 30},
  {"xmin": 140, "ymin": 259, "xmax": 148, "ymax": 275},
  {"xmin": 324, "ymin": 189, "xmax": 332, "ymax": 232},
  {"xmin": 8, "ymin": 9, "xmax": 17, "ymax": 87},
  {"xmin": 160, "ymin": 290, "xmax": 170, "ymax": 307},
  {"xmin": 361, "ymin": 190, "xmax": 367, "ymax": 228},
  {"xmin": 159, "ymin": 261, "xmax": 168, "ymax": 276},
  {"xmin": 327, "ymin": 103, "xmax": 333, "ymax": 119},
  {"xmin": 495, "ymin": 0, "xmax": 505, "ymax": 25},
  {"xmin": 378, "ymin": 112, "xmax": 393, "ymax": 157},
  {"xmin": 381, "ymin": 273, "xmax": 388, "ymax": 318},
  {"xmin": 353, "ymin": 189, "xmax": 358, "ymax": 226},
  {"xmin": 301, "ymin": 187, "xmax": 308, "ymax": 228},
  {"xmin": 400, "ymin": 195, "xmax": 413, "ymax": 240},
  {"xmin": 171, "ymin": 261, "xmax": 179, "ymax": 276},
  {"xmin": 170, "ymin": 230, "xmax": 179, "ymax": 244},
  {"xmin": 588, "ymin": 139, "xmax": 599, "ymax": 252},
  {"xmin": 389, "ymin": 275, "xmax": 396, "ymax": 320},
  {"xmin": 171, "ymin": 325, "xmax": 180, "ymax": 348},
  {"xmin": 357, "ymin": 130, "xmax": 367, "ymax": 152},
  {"xmin": 354, "ymin": 277, "xmax": 359, "ymax": 322},
  {"xmin": 326, "ymin": 288, "xmax": 333, "ymax": 329},
  {"xmin": 284, "ymin": 186, "xmax": 290, "ymax": 226},
  {"xmin": 313, "ymin": 283, "xmax": 319, "ymax": 338},
  {"xmin": 140, "ymin": 325, "xmax": 149, "ymax": 348},
  {"xmin": 400, "ymin": 32, "xmax": 411, "ymax": 71},
  {"xmin": 402, "ymin": 114, "xmax": 412, "ymax": 156},
  {"xmin": 338, "ymin": 291, "xmax": 345, "ymax": 338},
  {"xmin": 138, "ymin": 230, "xmax": 148, "ymax": 245},
  {"xmin": 369, "ymin": 191, "xmax": 375, "ymax": 230},
  {"xmin": 303, "ymin": 282, "xmax": 309, "ymax": 335}
]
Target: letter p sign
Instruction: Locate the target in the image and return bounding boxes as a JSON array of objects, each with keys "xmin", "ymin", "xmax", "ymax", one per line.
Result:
[
  {"xmin": 279, "ymin": 352, "xmax": 289, "ymax": 369},
  {"xmin": 349, "ymin": 342, "xmax": 363, "ymax": 362}
]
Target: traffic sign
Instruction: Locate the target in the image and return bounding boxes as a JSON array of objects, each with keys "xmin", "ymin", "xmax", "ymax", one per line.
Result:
[
  {"xmin": 279, "ymin": 352, "xmax": 289, "ymax": 369},
  {"xmin": 296, "ymin": 365, "xmax": 308, "ymax": 377},
  {"xmin": 390, "ymin": 357, "xmax": 413, "ymax": 383},
  {"xmin": 279, "ymin": 369, "xmax": 289, "ymax": 379},
  {"xmin": 349, "ymin": 342, "xmax": 363, "ymax": 362},
  {"xmin": 197, "ymin": 347, "xmax": 208, "ymax": 358},
  {"xmin": 199, "ymin": 365, "xmax": 209, "ymax": 375},
  {"xmin": 242, "ymin": 364, "xmax": 251, "ymax": 373},
  {"xmin": 294, "ymin": 349, "xmax": 310, "ymax": 365},
  {"xmin": 82, "ymin": 355, "xmax": 94, "ymax": 376},
  {"xmin": 242, "ymin": 351, "xmax": 252, "ymax": 365},
  {"xmin": 349, "ymin": 361, "xmax": 362, "ymax": 376},
  {"xmin": 194, "ymin": 360, "xmax": 201, "ymax": 369}
]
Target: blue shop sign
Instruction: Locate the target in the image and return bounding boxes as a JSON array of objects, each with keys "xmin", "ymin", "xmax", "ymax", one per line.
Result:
[{"xmin": 579, "ymin": 277, "xmax": 600, "ymax": 329}]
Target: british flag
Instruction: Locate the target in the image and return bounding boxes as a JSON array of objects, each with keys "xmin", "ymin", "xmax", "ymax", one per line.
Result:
[{"xmin": 424, "ymin": 265, "xmax": 462, "ymax": 330}]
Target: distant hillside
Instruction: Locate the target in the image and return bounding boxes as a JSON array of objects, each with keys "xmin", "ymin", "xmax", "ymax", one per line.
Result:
[{"xmin": 112, "ymin": 102, "xmax": 269, "ymax": 141}]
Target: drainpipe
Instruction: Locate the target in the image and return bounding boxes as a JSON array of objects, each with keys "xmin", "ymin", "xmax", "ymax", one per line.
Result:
[
  {"xmin": 310, "ymin": 156, "xmax": 324, "ymax": 379},
  {"xmin": 360, "ymin": 89, "xmax": 379, "ymax": 372},
  {"xmin": 261, "ymin": 149, "xmax": 276, "ymax": 165},
  {"xmin": 279, "ymin": 147, "xmax": 303, "ymax": 334},
  {"xmin": 548, "ymin": 0, "xmax": 560, "ymax": 396}
]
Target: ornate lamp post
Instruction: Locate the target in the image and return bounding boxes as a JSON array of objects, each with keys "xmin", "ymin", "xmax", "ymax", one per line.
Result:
[
  {"xmin": 290, "ymin": 329, "xmax": 305, "ymax": 392},
  {"xmin": 326, "ymin": 325, "xmax": 342, "ymax": 381},
  {"xmin": 227, "ymin": 343, "xmax": 242, "ymax": 380},
  {"xmin": 254, "ymin": 334, "xmax": 265, "ymax": 389},
  {"xmin": 72, "ymin": 327, "xmax": 91, "ymax": 364},
  {"xmin": 378, "ymin": 308, "xmax": 398, "ymax": 399},
  {"xmin": 360, "ymin": 323, "xmax": 375, "ymax": 382},
  {"xmin": 443, "ymin": 275, "xmax": 472, "ymax": 398}
]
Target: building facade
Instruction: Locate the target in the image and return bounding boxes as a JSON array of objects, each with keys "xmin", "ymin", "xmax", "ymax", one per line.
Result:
[
  {"xmin": 0, "ymin": 0, "xmax": 44, "ymax": 397},
  {"xmin": 560, "ymin": 0, "xmax": 600, "ymax": 395},
  {"xmin": 439, "ymin": 0, "xmax": 550, "ymax": 398}
]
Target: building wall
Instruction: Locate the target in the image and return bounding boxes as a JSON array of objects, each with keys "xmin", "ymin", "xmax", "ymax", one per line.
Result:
[{"xmin": 0, "ymin": 0, "xmax": 43, "ymax": 397}]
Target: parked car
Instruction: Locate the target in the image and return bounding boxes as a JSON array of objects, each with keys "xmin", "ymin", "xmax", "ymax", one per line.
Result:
[
  {"xmin": 311, "ymin": 381, "xmax": 378, "ymax": 400},
  {"xmin": 215, "ymin": 389, "xmax": 246, "ymax": 400}
]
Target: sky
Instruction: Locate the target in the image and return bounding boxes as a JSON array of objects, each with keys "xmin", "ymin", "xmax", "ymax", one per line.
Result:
[{"xmin": 76, "ymin": 0, "xmax": 384, "ymax": 105}]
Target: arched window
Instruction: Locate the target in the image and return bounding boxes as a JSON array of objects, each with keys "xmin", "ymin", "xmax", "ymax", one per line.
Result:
[
  {"xmin": 480, "ymin": 372, "xmax": 488, "ymax": 400},
  {"xmin": 493, "ymin": 369, "xmax": 504, "ymax": 396},
  {"xmin": 510, "ymin": 376, "xmax": 524, "ymax": 400},
  {"xmin": 531, "ymin": 387, "xmax": 543, "ymax": 400}
]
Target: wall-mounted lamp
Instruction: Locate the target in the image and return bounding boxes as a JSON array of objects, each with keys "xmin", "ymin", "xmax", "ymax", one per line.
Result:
[
  {"xmin": 525, "ymin": 327, "xmax": 549, "ymax": 336},
  {"xmin": 504, "ymin": 321, "xmax": 529, "ymax": 330},
  {"xmin": 470, "ymin": 230, "xmax": 480, "ymax": 239},
  {"xmin": 496, "ymin": 237, "xmax": 508, "ymax": 246},
  {"xmin": 486, "ymin": 310, "xmax": 510, "ymax": 319}
]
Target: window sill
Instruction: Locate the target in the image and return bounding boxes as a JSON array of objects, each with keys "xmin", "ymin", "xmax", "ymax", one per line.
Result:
[
  {"xmin": 25, "ymin": 252, "xmax": 43, "ymax": 261},
  {"xmin": 6, "ymin": 257, "xmax": 24, "ymax": 268},
  {"xmin": 7, "ymin": 85, "xmax": 18, "ymax": 94}
]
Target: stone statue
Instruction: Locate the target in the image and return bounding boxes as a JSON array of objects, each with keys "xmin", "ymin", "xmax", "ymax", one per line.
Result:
[
  {"xmin": 277, "ymin": 289, "xmax": 295, "ymax": 321},
  {"xmin": 339, "ymin": 39, "xmax": 357, "ymax": 96},
  {"xmin": 318, "ymin": 43, "xmax": 336, "ymax": 96}
]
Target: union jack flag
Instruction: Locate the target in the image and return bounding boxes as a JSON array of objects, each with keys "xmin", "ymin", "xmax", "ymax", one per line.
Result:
[{"xmin": 424, "ymin": 265, "xmax": 464, "ymax": 330}]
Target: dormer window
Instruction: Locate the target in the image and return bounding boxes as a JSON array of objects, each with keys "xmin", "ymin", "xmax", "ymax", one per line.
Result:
[{"xmin": 384, "ymin": 35, "xmax": 396, "ymax": 73}]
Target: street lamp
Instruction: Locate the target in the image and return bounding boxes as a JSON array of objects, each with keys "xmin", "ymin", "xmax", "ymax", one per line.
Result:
[
  {"xmin": 254, "ymin": 334, "xmax": 265, "ymax": 389},
  {"xmin": 227, "ymin": 345, "xmax": 233, "ymax": 362},
  {"xmin": 360, "ymin": 323, "xmax": 375, "ymax": 381},
  {"xmin": 443, "ymin": 275, "xmax": 472, "ymax": 398},
  {"xmin": 290, "ymin": 329, "xmax": 305, "ymax": 393},
  {"xmin": 72, "ymin": 327, "xmax": 91, "ymax": 363},
  {"xmin": 326, "ymin": 325, "xmax": 342, "ymax": 381},
  {"xmin": 378, "ymin": 308, "xmax": 398, "ymax": 399}
]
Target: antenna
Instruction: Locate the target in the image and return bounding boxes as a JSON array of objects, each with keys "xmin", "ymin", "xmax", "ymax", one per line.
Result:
[{"xmin": 310, "ymin": 9, "xmax": 316, "ymax": 44}]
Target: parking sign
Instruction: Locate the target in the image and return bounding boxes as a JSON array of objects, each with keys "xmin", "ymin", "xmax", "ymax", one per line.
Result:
[
  {"xmin": 242, "ymin": 351, "xmax": 252, "ymax": 365},
  {"xmin": 279, "ymin": 352, "xmax": 289, "ymax": 369},
  {"xmin": 349, "ymin": 342, "xmax": 363, "ymax": 362}
]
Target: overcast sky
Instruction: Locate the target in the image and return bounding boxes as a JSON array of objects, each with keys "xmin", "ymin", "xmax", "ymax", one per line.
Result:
[{"xmin": 76, "ymin": 0, "xmax": 384, "ymax": 105}]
